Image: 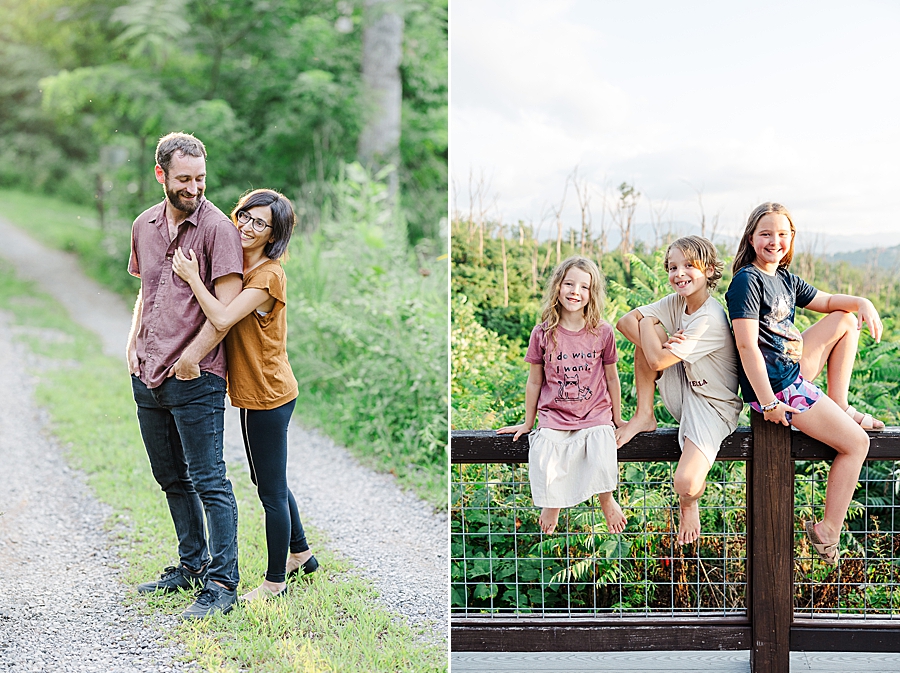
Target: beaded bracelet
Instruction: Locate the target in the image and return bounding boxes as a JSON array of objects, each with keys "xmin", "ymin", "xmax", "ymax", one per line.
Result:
[{"xmin": 760, "ymin": 399, "xmax": 780, "ymax": 413}]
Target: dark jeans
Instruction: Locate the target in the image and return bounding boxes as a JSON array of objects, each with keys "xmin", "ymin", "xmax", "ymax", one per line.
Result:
[
  {"xmin": 131, "ymin": 373, "xmax": 239, "ymax": 589},
  {"xmin": 240, "ymin": 399, "xmax": 308, "ymax": 583}
]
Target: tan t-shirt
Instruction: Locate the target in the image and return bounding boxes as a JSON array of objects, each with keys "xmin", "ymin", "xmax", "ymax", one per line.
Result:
[
  {"xmin": 225, "ymin": 259, "xmax": 299, "ymax": 410},
  {"xmin": 638, "ymin": 293, "xmax": 742, "ymax": 422}
]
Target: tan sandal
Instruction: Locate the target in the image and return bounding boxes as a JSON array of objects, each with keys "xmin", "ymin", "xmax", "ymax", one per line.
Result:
[
  {"xmin": 805, "ymin": 520, "xmax": 839, "ymax": 567},
  {"xmin": 844, "ymin": 404, "xmax": 885, "ymax": 431}
]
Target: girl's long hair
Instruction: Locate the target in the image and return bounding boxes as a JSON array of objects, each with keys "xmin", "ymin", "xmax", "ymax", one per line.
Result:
[
  {"xmin": 732, "ymin": 202, "xmax": 796, "ymax": 274},
  {"xmin": 540, "ymin": 256, "xmax": 606, "ymax": 349}
]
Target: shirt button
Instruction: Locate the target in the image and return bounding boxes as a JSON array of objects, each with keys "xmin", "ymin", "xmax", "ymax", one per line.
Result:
[{"xmin": 160, "ymin": 280, "xmax": 166, "ymax": 285}]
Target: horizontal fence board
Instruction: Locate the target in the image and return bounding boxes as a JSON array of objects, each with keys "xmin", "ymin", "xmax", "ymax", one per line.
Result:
[
  {"xmin": 452, "ymin": 618, "xmax": 751, "ymax": 651},
  {"xmin": 451, "ymin": 428, "xmax": 752, "ymax": 463},
  {"xmin": 451, "ymin": 427, "xmax": 900, "ymax": 464},
  {"xmin": 791, "ymin": 622, "xmax": 900, "ymax": 652},
  {"xmin": 792, "ymin": 427, "xmax": 900, "ymax": 460}
]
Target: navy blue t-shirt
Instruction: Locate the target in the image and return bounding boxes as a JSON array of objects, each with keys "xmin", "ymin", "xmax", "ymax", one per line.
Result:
[{"xmin": 725, "ymin": 265, "xmax": 818, "ymax": 402}]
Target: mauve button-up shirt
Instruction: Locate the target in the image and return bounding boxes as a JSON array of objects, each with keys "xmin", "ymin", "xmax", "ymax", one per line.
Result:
[{"xmin": 128, "ymin": 197, "xmax": 243, "ymax": 389}]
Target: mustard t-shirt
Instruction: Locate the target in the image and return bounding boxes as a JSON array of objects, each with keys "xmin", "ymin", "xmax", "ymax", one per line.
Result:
[{"xmin": 225, "ymin": 259, "xmax": 299, "ymax": 410}]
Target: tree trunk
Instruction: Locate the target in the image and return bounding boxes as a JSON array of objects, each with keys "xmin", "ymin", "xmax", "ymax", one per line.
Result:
[
  {"xmin": 500, "ymin": 222, "xmax": 509, "ymax": 307},
  {"xmin": 95, "ymin": 172, "xmax": 106, "ymax": 231},
  {"xmin": 556, "ymin": 219, "xmax": 562, "ymax": 267},
  {"xmin": 358, "ymin": 0, "xmax": 403, "ymax": 199}
]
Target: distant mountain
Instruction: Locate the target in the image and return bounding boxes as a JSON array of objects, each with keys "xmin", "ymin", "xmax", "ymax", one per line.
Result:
[
  {"xmin": 542, "ymin": 220, "xmax": 900, "ymax": 264},
  {"xmin": 826, "ymin": 244, "xmax": 900, "ymax": 270}
]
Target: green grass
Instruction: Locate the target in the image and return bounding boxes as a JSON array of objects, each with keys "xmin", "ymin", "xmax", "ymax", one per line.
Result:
[
  {"xmin": 0, "ymin": 188, "xmax": 139, "ymax": 298},
  {"xmin": 0, "ymin": 263, "xmax": 447, "ymax": 672}
]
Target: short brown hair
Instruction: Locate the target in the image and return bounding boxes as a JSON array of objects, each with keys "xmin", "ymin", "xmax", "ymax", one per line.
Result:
[{"xmin": 155, "ymin": 132, "xmax": 207, "ymax": 176}]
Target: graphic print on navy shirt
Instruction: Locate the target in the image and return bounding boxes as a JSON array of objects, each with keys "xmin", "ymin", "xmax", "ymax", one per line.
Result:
[{"xmin": 725, "ymin": 265, "xmax": 818, "ymax": 401}]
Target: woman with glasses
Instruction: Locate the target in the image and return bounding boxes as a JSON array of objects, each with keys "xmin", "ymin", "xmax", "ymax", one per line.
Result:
[{"xmin": 172, "ymin": 188, "xmax": 318, "ymax": 600}]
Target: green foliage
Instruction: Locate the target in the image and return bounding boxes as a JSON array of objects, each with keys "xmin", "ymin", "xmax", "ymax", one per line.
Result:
[
  {"xmin": 451, "ymin": 295, "xmax": 527, "ymax": 429},
  {"xmin": 0, "ymin": 188, "xmax": 139, "ymax": 297},
  {"xmin": 452, "ymin": 215, "xmax": 900, "ymax": 615},
  {"xmin": 2, "ymin": 0, "xmax": 447, "ymax": 245},
  {"xmin": 285, "ymin": 165, "xmax": 448, "ymax": 506},
  {"xmin": 452, "ymin": 461, "xmax": 747, "ymax": 613}
]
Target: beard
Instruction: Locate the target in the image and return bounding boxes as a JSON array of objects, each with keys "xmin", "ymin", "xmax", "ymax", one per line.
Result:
[{"xmin": 165, "ymin": 182, "xmax": 203, "ymax": 215}]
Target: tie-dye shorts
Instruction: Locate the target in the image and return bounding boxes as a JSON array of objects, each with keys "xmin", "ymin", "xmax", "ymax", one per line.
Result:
[{"xmin": 750, "ymin": 375, "xmax": 823, "ymax": 423}]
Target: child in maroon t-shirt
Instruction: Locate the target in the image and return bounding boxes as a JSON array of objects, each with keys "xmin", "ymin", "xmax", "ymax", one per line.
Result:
[{"xmin": 498, "ymin": 257, "xmax": 626, "ymax": 536}]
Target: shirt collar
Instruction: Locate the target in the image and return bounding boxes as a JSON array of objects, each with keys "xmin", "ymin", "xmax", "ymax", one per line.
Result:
[{"xmin": 148, "ymin": 197, "xmax": 206, "ymax": 226}]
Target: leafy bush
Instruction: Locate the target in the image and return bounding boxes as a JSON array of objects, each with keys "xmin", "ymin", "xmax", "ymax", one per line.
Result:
[{"xmin": 285, "ymin": 164, "xmax": 447, "ymax": 505}]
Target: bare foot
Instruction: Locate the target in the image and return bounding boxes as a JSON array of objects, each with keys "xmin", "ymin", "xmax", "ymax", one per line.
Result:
[
  {"xmin": 598, "ymin": 494, "xmax": 627, "ymax": 534},
  {"xmin": 677, "ymin": 498, "xmax": 701, "ymax": 545},
  {"xmin": 615, "ymin": 413, "xmax": 657, "ymax": 448},
  {"xmin": 538, "ymin": 508, "xmax": 561, "ymax": 534},
  {"xmin": 240, "ymin": 580, "xmax": 286, "ymax": 601},
  {"xmin": 285, "ymin": 549, "xmax": 314, "ymax": 575}
]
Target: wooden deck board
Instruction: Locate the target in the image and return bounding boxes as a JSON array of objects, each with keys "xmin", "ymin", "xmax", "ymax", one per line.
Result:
[{"xmin": 450, "ymin": 650, "xmax": 900, "ymax": 672}]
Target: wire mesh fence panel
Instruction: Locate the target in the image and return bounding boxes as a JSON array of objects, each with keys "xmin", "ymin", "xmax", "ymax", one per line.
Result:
[
  {"xmin": 794, "ymin": 459, "xmax": 900, "ymax": 620},
  {"xmin": 451, "ymin": 459, "xmax": 748, "ymax": 618}
]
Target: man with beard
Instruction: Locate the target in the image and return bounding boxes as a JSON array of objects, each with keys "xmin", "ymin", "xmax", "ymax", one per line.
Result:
[{"xmin": 126, "ymin": 132, "xmax": 244, "ymax": 619}]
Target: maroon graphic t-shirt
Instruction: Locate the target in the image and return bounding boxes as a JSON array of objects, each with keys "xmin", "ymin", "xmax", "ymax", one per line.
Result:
[{"xmin": 524, "ymin": 321, "xmax": 618, "ymax": 430}]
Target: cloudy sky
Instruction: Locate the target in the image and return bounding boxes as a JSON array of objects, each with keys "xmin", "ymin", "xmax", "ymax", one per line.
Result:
[{"xmin": 450, "ymin": 0, "xmax": 900, "ymax": 251}]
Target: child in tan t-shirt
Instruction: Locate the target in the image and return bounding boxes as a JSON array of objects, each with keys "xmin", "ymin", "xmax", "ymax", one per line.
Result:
[{"xmin": 616, "ymin": 236, "xmax": 742, "ymax": 545}]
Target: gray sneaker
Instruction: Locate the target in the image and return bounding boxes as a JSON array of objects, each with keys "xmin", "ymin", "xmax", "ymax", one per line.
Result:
[
  {"xmin": 181, "ymin": 583, "xmax": 237, "ymax": 619},
  {"xmin": 137, "ymin": 565, "xmax": 207, "ymax": 594}
]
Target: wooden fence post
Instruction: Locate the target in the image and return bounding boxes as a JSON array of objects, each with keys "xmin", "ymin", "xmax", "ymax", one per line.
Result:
[{"xmin": 748, "ymin": 413, "xmax": 793, "ymax": 673}]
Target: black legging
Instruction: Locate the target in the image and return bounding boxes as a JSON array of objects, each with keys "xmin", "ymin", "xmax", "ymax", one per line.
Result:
[{"xmin": 239, "ymin": 399, "xmax": 309, "ymax": 583}]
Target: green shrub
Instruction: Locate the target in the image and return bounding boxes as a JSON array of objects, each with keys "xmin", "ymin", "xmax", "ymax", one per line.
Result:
[{"xmin": 285, "ymin": 164, "xmax": 447, "ymax": 506}]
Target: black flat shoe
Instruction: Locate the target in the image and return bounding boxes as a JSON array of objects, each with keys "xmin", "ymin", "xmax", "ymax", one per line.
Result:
[{"xmin": 287, "ymin": 555, "xmax": 319, "ymax": 580}]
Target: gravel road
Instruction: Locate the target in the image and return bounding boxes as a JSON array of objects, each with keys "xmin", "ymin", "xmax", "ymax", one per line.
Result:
[{"xmin": 0, "ymin": 216, "xmax": 447, "ymax": 671}]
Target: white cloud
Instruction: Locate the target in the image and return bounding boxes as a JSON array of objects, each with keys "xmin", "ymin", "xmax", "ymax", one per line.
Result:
[{"xmin": 451, "ymin": 0, "xmax": 900, "ymax": 242}]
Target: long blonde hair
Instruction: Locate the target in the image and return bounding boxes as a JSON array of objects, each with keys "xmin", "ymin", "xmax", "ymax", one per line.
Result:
[
  {"xmin": 540, "ymin": 256, "xmax": 605, "ymax": 348},
  {"xmin": 732, "ymin": 202, "xmax": 796, "ymax": 274}
]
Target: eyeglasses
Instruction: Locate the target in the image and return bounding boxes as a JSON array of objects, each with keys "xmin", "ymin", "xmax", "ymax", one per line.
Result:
[{"xmin": 237, "ymin": 210, "xmax": 272, "ymax": 233}]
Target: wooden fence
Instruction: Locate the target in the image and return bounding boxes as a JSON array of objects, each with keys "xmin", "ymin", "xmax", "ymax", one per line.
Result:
[{"xmin": 450, "ymin": 415, "xmax": 900, "ymax": 673}]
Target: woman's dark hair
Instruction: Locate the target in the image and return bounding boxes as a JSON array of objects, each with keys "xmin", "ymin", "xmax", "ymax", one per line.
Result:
[{"xmin": 231, "ymin": 189, "xmax": 296, "ymax": 260}]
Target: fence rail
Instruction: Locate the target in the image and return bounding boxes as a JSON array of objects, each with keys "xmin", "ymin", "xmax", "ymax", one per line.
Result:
[{"xmin": 450, "ymin": 417, "xmax": 900, "ymax": 672}]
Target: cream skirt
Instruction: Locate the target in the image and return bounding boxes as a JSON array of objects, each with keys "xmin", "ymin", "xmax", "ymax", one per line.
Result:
[{"xmin": 527, "ymin": 425, "xmax": 618, "ymax": 508}]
